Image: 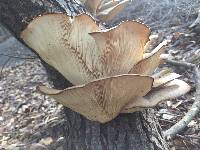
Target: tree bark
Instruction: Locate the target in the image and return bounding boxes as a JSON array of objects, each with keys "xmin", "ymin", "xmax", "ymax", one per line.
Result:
[{"xmin": 0, "ymin": 0, "xmax": 168, "ymax": 149}]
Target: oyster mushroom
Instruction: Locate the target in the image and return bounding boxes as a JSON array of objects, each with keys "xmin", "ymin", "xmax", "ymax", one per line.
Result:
[
  {"xmin": 20, "ymin": 13, "xmax": 190, "ymax": 123},
  {"xmin": 39, "ymin": 74, "xmax": 153, "ymax": 123},
  {"xmin": 21, "ymin": 13, "xmax": 150, "ymax": 85},
  {"xmin": 79, "ymin": 0, "xmax": 129, "ymax": 22},
  {"xmin": 122, "ymin": 79, "xmax": 190, "ymax": 113}
]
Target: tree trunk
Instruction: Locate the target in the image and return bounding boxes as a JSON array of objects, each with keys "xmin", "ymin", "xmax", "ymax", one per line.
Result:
[{"xmin": 0, "ymin": 0, "xmax": 168, "ymax": 149}]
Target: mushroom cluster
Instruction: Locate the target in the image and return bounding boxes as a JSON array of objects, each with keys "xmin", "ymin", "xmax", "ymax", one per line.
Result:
[
  {"xmin": 79, "ymin": 0, "xmax": 129, "ymax": 22},
  {"xmin": 20, "ymin": 1, "xmax": 190, "ymax": 123}
]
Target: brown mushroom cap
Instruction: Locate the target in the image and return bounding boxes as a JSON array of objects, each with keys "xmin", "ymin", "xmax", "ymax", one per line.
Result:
[
  {"xmin": 90, "ymin": 21, "xmax": 150, "ymax": 76},
  {"xmin": 96, "ymin": 0, "xmax": 129, "ymax": 22},
  {"xmin": 20, "ymin": 12, "xmax": 191, "ymax": 122},
  {"xmin": 21, "ymin": 13, "xmax": 101, "ymax": 85},
  {"xmin": 38, "ymin": 74, "xmax": 153, "ymax": 123},
  {"xmin": 122, "ymin": 79, "xmax": 191, "ymax": 113},
  {"xmin": 153, "ymin": 72, "xmax": 181, "ymax": 87},
  {"xmin": 129, "ymin": 40, "xmax": 168, "ymax": 75},
  {"xmin": 21, "ymin": 13, "xmax": 150, "ymax": 85},
  {"xmin": 97, "ymin": 0, "xmax": 119, "ymax": 11},
  {"xmin": 80, "ymin": 0, "xmax": 129, "ymax": 22},
  {"xmin": 85, "ymin": 0, "xmax": 103, "ymax": 13}
]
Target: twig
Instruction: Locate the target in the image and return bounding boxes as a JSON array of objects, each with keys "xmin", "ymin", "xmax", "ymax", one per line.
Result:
[
  {"xmin": 187, "ymin": 51, "xmax": 200, "ymax": 65},
  {"xmin": 176, "ymin": 134, "xmax": 200, "ymax": 147},
  {"xmin": 163, "ymin": 59, "xmax": 200, "ymax": 139},
  {"xmin": 165, "ymin": 59, "xmax": 195, "ymax": 69},
  {"xmin": 182, "ymin": 134, "xmax": 200, "ymax": 140},
  {"xmin": 189, "ymin": 10, "xmax": 200, "ymax": 28},
  {"xmin": 158, "ymin": 118, "xmax": 175, "ymax": 124}
]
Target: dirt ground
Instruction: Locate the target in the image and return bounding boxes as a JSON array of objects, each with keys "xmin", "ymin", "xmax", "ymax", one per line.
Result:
[{"xmin": 0, "ymin": 7, "xmax": 200, "ymax": 150}]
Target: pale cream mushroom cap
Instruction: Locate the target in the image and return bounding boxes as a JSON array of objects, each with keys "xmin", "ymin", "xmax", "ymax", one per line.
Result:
[
  {"xmin": 122, "ymin": 79, "xmax": 191, "ymax": 113},
  {"xmin": 20, "ymin": 12, "xmax": 191, "ymax": 123},
  {"xmin": 85, "ymin": 0, "xmax": 102, "ymax": 13},
  {"xmin": 96, "ymin": 0, "xmax": 129, "ymax": 22},
  {"xmin": 129, "ymin": 40, "xmax": 168, "ymax": 75},
  {"xmin": 80, "ymin": 0, "xmax": 129, "ymax": 22},
  {"xmin": 21, "ymin": 13, "xmax": 150, "ymax": 85},
  {"xmin": 21, "ymin": 13, "xmax": 101, "ymax": 85},
  {"xmin": 39, "ymin": 74, "xmax": 153, "ymax": 123},
  {"xmin": 90, "ymin": 21, "xmax": 150, "ymax": 77}
]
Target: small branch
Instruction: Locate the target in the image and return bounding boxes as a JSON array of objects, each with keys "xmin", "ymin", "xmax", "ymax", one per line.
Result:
[
  {"xmin": 177, "ymin": 134, "xmax": 200, "ymax": 140},
  {"xmin": 163, "ymin": 59, "xmax": 200, "ymax": 139},
  {"xmin": 165, "ymin": 59, "xmax": 195, "ymax": 69},
  {"xmin": 189, "ymin": 10, "xmax": 200, "ymax": 28}
]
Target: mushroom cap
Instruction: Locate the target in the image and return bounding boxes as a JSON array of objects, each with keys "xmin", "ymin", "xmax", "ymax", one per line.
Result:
[
  {"xmin": 153, "ymin": 72, "xmax": 181, "ymax": 88},
  {"xmin": 90, "ymin": 21, "xmax": 150, "ymax": 77},
  {"xmin": 96, "ymin": 0, "xmax": 129, "ymax": 22},
  {"xmin": 129, "ymin": 40, "xmax": 168, "ymax": 75},
  {"xmin": 21, "ymin": 13, "xmax": 150, "ymax": 85},
  {"xmin": 80, "ymin": 0, "xmax": 129, "ymax": 22},
  {"xmin": 39, "ymin": 74, "xmax": 153, "ymax": 123},
  {"xmin": 122, "ymin": 79, "xmax": 191, "ymax": 113},
  {"xmin": 20, "ymin": 12, "xmax": 191, "ymax": 123},
  {"xmin": 85, "ymin": 0, "xmax": 102, "ymax": 13}
]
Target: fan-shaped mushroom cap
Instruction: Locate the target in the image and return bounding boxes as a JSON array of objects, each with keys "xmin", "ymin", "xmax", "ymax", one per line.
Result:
[
  {"xmin": 20, "ymin": 5, "xmax": 191, "ymax": 123},
  {"xmin": 129, "ymin": 40, "xmax": 168, "ymax": 75},
  {"xmin": 122, "ymin": 79, "xmax": 191, "ymax": 113},
  {"xmin": 97, "ymin": 0, "xmax": 119, "ymax": 11},
  {"xmin": 97, "ymin": 0, "xmax": 129, "ymax": 22},
  {"xmin": 79, "ymin": 0, "xmax": 128, "ymax": 22},
  {"xmin": 85, "ymin": 0, "xmax": 102, "ymax": 13},
  {"xmin": 153, "ymin": 72, "xmax": 181, "ymax": 87},
  {"xmin": 21, "ymin": 13, "xmax": 102, "ymax": 85},
  {"xmin": 21, "ymin": 13, "xmax": 150, "ymax": 85},
  {"xmin": 90, "ymin": 21, "xmax": 150, "ymax": 76},
  {"xmin": 38, "ymin": 74, "xmax": 153, "ymax": 123}
]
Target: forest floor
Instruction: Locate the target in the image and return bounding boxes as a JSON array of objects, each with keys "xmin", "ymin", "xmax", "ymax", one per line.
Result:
[{"xmin": 0, "ymin": 23, "xmax": 200, "ymax": 150}]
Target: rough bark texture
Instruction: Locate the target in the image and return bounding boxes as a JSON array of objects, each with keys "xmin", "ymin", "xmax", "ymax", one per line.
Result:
[{"xmin": 0, "ymin": 0, "xmax": 168, "ymax": 149}]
